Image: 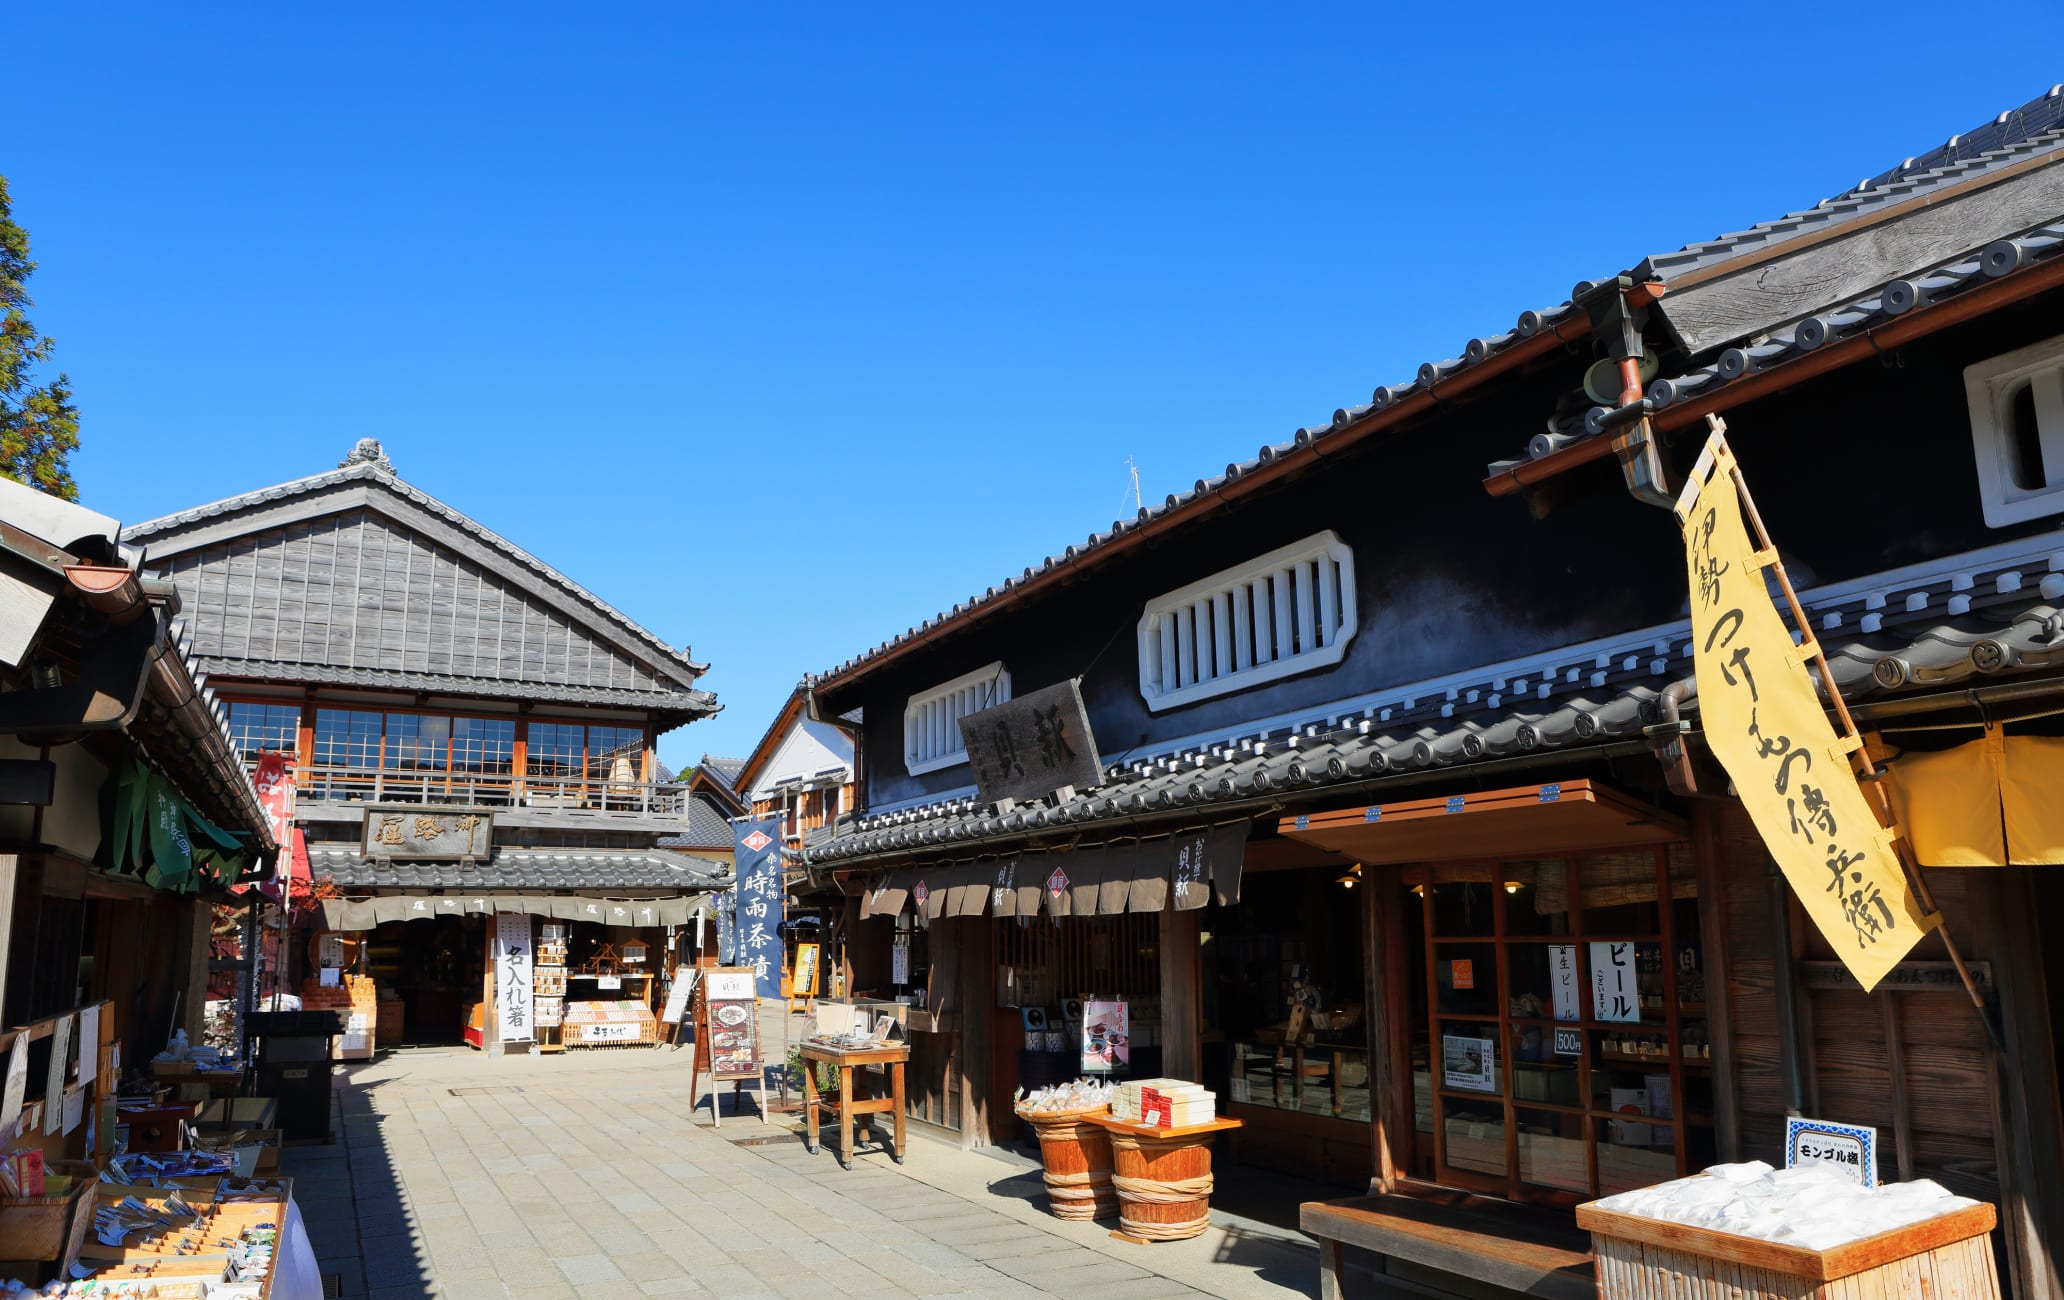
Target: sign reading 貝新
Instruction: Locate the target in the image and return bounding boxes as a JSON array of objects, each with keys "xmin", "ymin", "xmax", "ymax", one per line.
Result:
[
  {"xmin": 1677, "ymin": 433, "xmax": 1930, "ymax": 992},
  {"xmin": 733, "ymin": 817, "xmax": 784, "ymax": 1000},
  {"xmin": 958, "ymin": 679, "xmax": 1103, "ymax": 807}
]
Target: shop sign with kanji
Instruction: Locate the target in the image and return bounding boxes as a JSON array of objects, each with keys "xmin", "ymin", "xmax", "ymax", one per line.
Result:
[
  {"xmin": 958, "ymin": 678, "xmax": 1104, "ymax": 806},
  {"xmin": 1676, "ymin": 434, "xmax": 1930, "ymax": 991},
  {"xmin": 362, "ymin": 805, "xmax": 493, "ymax": 859}
]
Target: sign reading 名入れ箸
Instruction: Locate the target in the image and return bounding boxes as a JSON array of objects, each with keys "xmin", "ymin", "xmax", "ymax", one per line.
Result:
[
  {"xmin": 1677, "ymin": 433, "xmax": 1929, "ymax": 992},
  {"xmin": 958, "ymin": 679, "xmax": 1104, "ymax": 807},
  {"xmin": 363, "ymin": 805, "xmax": 493, "ymax": 859},
  {"xmin": 1785, "ymin": 1116, "xmax": 1877, "ymax": 1187},
  {"xmin": 493, "ymin": 912, "xmax": 533, "ymax": 1043}
]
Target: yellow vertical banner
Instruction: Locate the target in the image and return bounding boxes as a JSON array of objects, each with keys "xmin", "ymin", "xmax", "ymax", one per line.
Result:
[{"xmin": 1676, "ymin": 436, "xmax": 1933, "ymax": 991}]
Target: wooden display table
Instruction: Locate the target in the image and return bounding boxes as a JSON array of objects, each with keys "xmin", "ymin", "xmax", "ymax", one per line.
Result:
[
  {"xmin": 1085, "ymin": 1114, "xmax": 1242, "ymax": 1244},
  {"xmin": 148, "ymin": 1060, "xmax": 246, "ymax": 1100},
  {"xmin": 798, "ymin": 1041, "xmax": 909, "ymax": 1170},
  {"xmin": 1577, "ymin": 1195, "xmax": 1999, "ymax": 1299}
]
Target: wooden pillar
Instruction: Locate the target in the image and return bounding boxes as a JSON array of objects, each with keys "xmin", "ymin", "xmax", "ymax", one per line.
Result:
[
  {"xmin": 1692, "ymin": 805, "xmax": 1742, "ymax": 1161},
  {"xmin": 1160, "ymin": 907, "xmax": 1202, "ymax": 1082},
  {"xmin": 953, "ymin": 918, "xmax": 994, "ymax": 1150},
  {"xmin": 483, "ymin": 919, "xmax": 501, "ymax": 1057}
]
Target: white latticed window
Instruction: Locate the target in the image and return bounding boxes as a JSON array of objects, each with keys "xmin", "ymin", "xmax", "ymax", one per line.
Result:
[
  {"xmin": 1968, "ymin": 332, "xmax": 2064, "ymax": 527},
  {"xmin": 904, "ymin": 662, "xmax": 1012, "ymax": 775},
  {"xmin": 1137, "ymin": 531, "xmax": 1357, "ymax": 711}
]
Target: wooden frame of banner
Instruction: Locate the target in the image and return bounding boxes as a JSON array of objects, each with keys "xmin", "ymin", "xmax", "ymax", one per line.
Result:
[{"xmin": 1690, "ymin": 416, "xmax": 1985, "ymax": 1018}]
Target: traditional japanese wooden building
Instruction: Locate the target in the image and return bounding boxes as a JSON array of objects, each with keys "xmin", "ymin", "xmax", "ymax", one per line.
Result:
[
  {"xmin": 801, "ymin": 84, "xmax": 2064, "ymax": 1297},
  {"xmin": 123, "ymin": 440, "xmax": 726, "ymax": 1053},
  {"xmin": 0, "ymin": 476, "xmax": 276, "ymax": 1085}
]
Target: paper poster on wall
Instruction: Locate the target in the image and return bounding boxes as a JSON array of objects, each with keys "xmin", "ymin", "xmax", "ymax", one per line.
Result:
[
  {"xmin": 1441, "ymin": 1034, "xmax": 1496, "ymax": 1093},
  {"xmin": 1549, "ymin": 944, "xmax": 1580, "ymax": 1022},
  {"xmin": 1451, "ymin": 959, "xmax": 1475, "ymax": 991},
  {"xmin": 60, "ymin": 1085, "xmax": 82, "ymax": 1136},
  {"xmin": 77, "ymin": 1006, "xmax": 99, "ymax": 1088},
  {"xmin": 1590, "ymin": 941, "xmax": 1640, "ymax": 1023},
  {"xmin": 891, "ymin": 936, "xmax": 910, "ymax": 986},
  {"xmin": 1081, "ymin": 1000, "xmax": 1129, "ymax": 1072},
  {"xmin": 0, "ymin": 1036, "xmax": 26, "ymax": 1137},
  {"xmin": 43, "ymin": 1014, "xmax": 71, "ymax": 1135}
]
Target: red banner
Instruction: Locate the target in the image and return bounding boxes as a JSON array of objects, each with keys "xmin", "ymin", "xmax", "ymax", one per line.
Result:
[{"xmin": 252, "ymin": 751, "xmax": 296, "ymax": 887}]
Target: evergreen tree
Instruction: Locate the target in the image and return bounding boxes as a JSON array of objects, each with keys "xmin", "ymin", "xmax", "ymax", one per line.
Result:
[{"xmin": 0, "ymin": 176, "xmax": 79, "ymax": 500}]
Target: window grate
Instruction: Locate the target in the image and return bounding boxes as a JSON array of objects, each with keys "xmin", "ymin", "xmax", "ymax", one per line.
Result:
[
  {"xmin": 904, "ymin": 662, "xmax": 1011, "ymax": 775},
  {"xmin": 1137, "ymin": 531, "xmax": 1358, "ymax": 711}
]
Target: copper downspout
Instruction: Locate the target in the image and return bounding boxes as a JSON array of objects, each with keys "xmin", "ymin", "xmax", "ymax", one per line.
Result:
[{"xmin": 1484, "ymin": 250, "xmax": 2064, "ymax": 496}]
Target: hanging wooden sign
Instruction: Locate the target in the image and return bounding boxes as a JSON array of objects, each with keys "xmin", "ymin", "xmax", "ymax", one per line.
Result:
[{"xmin": 958, "ymin": 679, "xmax": 1103, "ymax": 807}]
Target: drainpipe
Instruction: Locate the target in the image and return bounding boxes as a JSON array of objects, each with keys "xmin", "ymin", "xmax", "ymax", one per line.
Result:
[
  {"xmin": 1646, "ymin": 676, "xmax": 1701, "ymax": 796},
  {"xmin": 1574, "ymin": 278, "xmax": 1677, "ymax": 509}
]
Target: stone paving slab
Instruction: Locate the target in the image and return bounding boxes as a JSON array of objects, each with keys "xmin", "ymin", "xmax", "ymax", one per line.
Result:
[{"xmin": 286, "ymin": 1036, "xmax": 1315, "ymax": 1299}]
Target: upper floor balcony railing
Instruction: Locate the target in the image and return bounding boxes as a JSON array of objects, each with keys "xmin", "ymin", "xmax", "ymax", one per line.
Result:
[{"xmin": 292, "ymin": 764, "xmax": 686, "ymax": 818}]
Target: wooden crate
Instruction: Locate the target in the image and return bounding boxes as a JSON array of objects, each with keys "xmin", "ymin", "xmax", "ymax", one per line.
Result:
[{"xmin": 1577, "ymin": 1198, "xmax": 2000, "ymax": 1298}]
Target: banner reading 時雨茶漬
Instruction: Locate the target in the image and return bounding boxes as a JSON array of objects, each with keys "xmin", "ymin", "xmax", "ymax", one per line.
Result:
[
  {"xmin": 1676, "ymin": 436, "xmax": 1933, "ymax": 991},
  {"xmin": 733, "ymin": 816, "xmax": 785, "ymax": 1000}
]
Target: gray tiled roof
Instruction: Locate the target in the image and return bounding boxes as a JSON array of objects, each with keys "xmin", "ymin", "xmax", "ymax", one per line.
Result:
[
  {"xmin": 1639, "ymin": 84, "xmax": 2064, "ymax": 282},
  {"xmin": 211, "ymin": 658, "xmax": 718, "ymax": 720},
  {"xmin": 698, "ymin": 756, "xmax": 749, "ymax": 792},
  {"xmin": 811, "ymin": 590, "xmax": 2064, "ymax": 868},
  {"xmin": 123, "ymin": 456, "xmax": 707, "ymax": 682},
  {"xmin": 1495, "ymin": 215, "xmax": 2064, "ymax": 471},
  {"xmin": 659, "ymin": 792, "xmax": 738, "ymax": 849},
  {"xmin": 309, "ymin": 844, "xmax": 729, "ymax": 891},
  {"xmin": 810, "ymin": 85, "xmax": 2064, "ymax": 693}
]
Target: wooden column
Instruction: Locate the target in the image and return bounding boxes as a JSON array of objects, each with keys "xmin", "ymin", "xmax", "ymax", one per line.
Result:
[
  {"xmin": 953, "ymin": 918, "xmax": 994, "ymax": 1150},
  {"xmin": 482, "ymin": 922, "xmax": 500, "ymax": 1057},
  {"xmin": 1160, "ymin": 906, "xmax": 1202, "ymax": 1083},
  {"xmin": 1692, "ymin": 804, "xmax": 1742, "ymax": 1161}
]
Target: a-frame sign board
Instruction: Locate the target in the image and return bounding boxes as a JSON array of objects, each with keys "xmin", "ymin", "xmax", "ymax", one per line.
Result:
[{"xmin": 691, "ymin": 966, "xmax": 769, "ymax": 1127}]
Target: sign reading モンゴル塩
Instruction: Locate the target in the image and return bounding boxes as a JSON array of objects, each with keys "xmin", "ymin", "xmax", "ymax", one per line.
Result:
[{"xmin": 1676, "ymin": 433, "xmax": 1930, "ymax": 991}]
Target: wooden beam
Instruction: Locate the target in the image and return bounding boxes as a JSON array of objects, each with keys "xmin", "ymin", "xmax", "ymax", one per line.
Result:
[{"xmin": 1159, "ymin": 907, "xmax": 1202, "ymax": 1083}]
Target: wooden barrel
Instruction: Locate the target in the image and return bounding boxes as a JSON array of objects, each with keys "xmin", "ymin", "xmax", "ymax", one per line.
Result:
[
  {"xmin": 1014, "ymin": 1105, "xmax": 1118, "ymax": 1220},
  {"xmin": 1105, "ymin": 1127, "xmax": 1217, "ymax": 1241}
]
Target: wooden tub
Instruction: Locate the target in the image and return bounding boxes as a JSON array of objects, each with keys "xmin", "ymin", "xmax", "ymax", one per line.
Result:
[
  {"xmin": 1577, "ymin": 1195, "xmax": 2000, "ymax": 1299},
  {"xmin": 1014, "ymin": 1104, "xmax": 1117, "ymax": 1220},
  {"xmin": 1088, "ymin": 1115, "xmax": 1242, "ymax": 1243}
]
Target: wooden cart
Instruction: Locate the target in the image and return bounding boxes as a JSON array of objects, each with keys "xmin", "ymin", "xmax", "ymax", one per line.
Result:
[
  {"xmin": 1577, "ymin": 1196, "xmax": 2000, "ymax": 1299},
  {"xmin": 798, "ymin": 1041, "xmax": 909, "ymax": 1170}
]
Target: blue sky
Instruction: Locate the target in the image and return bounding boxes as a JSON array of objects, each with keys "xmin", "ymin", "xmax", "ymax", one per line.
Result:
[{"xmin": 8, "ymin": 6, "xmax": 2059, "ymax": 771}]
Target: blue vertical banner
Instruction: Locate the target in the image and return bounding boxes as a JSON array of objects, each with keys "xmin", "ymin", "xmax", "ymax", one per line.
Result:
[{"xmin": 733, "ymin": 816, "xmax": 785, "ymax": 999}]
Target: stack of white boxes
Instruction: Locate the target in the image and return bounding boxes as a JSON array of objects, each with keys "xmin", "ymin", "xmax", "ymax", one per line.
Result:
[{"xmin": 1112, "ymin": 1078, "xmax": 1217, "ymax": 1128}]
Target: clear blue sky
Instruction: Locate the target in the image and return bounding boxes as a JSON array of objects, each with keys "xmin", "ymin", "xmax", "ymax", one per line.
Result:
[{"xmin": 8, "ymin": 6, "xmax": 2058, "ymax": 772}]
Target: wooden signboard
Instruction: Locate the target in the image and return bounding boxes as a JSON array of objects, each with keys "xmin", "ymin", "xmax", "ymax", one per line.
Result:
[
  {"xmin": 957, "ymin": 678, "xmax": 1103, "ymax": 807},
  {"xmin": 700, "ymin": 968, "xmax": 760, "ymax": 1079},
  {"xmin": 789, "ymin": 941, "xmax": 820, "ymax": 1013}
]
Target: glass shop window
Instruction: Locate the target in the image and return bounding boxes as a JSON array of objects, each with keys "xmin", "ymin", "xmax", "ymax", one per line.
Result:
[{"xmin": 1400, "ymin": 845, "xmax": 1711, "ymax": 1206}]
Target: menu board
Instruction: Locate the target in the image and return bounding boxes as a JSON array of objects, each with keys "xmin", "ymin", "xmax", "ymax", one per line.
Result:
[{"xmin": 702, "ymin": 968, "xmax": 760, "ymax": 1080}]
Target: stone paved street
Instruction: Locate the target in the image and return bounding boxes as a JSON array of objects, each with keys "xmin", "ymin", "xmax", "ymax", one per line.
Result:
[{"xmin": 283, "ymin": 1040, "xmax": 1322, "ymax": 1300}]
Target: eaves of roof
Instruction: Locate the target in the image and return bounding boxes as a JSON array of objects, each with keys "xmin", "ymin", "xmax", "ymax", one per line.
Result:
[
  {"xmin": 122, "ymin": 461, "xmax": 708, "ymax": 686},
  {"xmin": 811, "ymin": 581, "xmax": 2064, "ymax": 869},
  {"xmin": 811, "ymin": 84, "xmax": 2064, "ymax": 701},
  {"xmin": 808, "ymin": 306, "xmax": 1591, "ymax": 693},
  {"xmin": 200, "ymin": 657, "xmax": 720, "ymax": 722},
  {"xmin": 1639, "ymin": 86, "xmax": 2064, "ymax": 284},
  {"xmin": 309, "ymin": 844, "xmax": 729, "ymax": 891},
  {"xmin": 1490, "ymin": 215, "xmax": 2064, "ymax": 481},
  {"xmin": 736, "ymin": 685, "xmax": 807, "ymax": 794}
]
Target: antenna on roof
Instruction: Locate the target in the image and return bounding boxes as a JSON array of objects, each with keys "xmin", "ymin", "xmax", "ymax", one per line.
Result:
[{"xmin": 1123, "ymin": 457, "xmax": 1143, "ymax": 514}]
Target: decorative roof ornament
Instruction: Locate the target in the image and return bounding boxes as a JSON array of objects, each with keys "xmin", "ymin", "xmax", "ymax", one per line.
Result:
[{"xmin": 339, "ymin": 438, "xmax": 394, "ymax": 473}]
